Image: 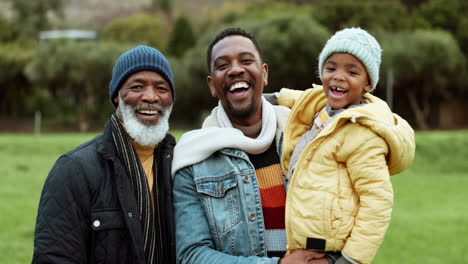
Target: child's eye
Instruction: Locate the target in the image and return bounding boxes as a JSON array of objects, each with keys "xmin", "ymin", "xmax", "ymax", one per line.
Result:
[
  {"xmin": 325, "ymin": 67, "xmax": 335, "ymax": 71},
  {"xmin": 349, "ymin": 71, "xmax": 357, "ymax": 75},
  {"xmin": 241, "ymin": 59, "xmax": 254, "ymax": 64}
]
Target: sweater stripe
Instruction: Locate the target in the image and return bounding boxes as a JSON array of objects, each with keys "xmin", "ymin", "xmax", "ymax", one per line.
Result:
[
  {"xmin": 259, "ymin": 184, "xmax": 287, "ymax": 208},
  {"xmin": 265, "ymin": 229, "xmax": 287, "ymax": 252},
  {"xmin": 262, "ymin": 207, "xmax": 286, "ymax": 229},
  {"xmin": 255, "ymin": 164, "xmax": 283, "ymax": 188}
]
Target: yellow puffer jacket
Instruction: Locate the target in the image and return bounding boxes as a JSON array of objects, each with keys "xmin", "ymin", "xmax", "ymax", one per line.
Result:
[{"xmin": 279, "ymin": 86, "xmax": 415, "ymax": 264}]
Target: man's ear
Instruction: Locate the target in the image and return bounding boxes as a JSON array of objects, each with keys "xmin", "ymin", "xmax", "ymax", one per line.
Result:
[
  {"xmin": 262, "ymin": 63, "xmax": 269, "ymax": 87},
  {"xmin": 114, "ymin": 95, "xmax": 123, "ymax": 120},
  {"xmin": 207, "ymin": 75, "xmax": 217, "ymax": 97}
]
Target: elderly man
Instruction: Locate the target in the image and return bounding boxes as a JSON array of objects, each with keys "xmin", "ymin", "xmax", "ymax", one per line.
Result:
[
  {"xmin": 33, "ymin": 46, "xmax": 176, "ymax": 264},
  {"xmin": 172, "ymin": 28, "xmax": 327, "ymax": 264}
]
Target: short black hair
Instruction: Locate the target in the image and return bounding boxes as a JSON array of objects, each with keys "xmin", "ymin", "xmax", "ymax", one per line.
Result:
[{"xmin": 206, "ymin": 27, "xmax": 263, "ymax": 72}]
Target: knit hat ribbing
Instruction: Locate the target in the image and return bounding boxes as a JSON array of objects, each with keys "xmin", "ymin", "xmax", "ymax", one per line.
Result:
[
  {"xmin": 109, "ymin": 45, "xmax": 175, "ymax": 107},
  {"xmin": 318, "ymin": 27, "xmax": 382, "ymax": 91}
]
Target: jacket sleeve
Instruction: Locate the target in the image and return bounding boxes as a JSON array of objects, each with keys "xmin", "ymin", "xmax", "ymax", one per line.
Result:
[
  {"xmin": 173, "ymin": 167, "xmax": 279, "ymax": 264},
  {"xmin": 277, "ymin": 88, "xmax": 305, "ymax": 108},
  {"xmin": 32, "ymin": 156, "xmax": 91, "ymax": 264},
  {"xmin": 341, "ymin": 133, "xmax": 393, "ymax": 264}
]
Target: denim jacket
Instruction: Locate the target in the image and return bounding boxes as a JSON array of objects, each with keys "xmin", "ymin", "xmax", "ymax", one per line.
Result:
[{"xmin": 173, "ymin": 105, "xmax": 290, "ymax": 264}]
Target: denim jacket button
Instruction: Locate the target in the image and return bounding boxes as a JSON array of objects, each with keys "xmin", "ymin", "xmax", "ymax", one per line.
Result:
[
  {"xmin": 243, "ymin": 176, "xmax": 250, "ymax": 183},
  {"xmin": 249, "ymin": 213, "xmax": 256, "ymax": 221}
]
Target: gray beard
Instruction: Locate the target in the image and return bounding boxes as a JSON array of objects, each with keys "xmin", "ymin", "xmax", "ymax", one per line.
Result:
[{"xmin": 118, "ymin": 95, "xmax": 172, "ymax": 147}]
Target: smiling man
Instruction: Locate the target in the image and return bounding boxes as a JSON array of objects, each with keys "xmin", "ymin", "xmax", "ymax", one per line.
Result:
[
  {"xmin": 33, "ymin": 46, "xmax": 177, "ymax": 264},
  {"xmin": 206, "ymin": 32, "xmax": 266, "ymax": 127},
  {"xmin": 171, "ymin": 28, "xmax": 326, "ymax": 264}
]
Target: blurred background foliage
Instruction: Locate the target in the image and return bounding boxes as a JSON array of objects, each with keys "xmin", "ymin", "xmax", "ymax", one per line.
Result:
[
  {"xmin": 100, "ymin": 14, "xmax": 167, "ymax": 52},
  {"xmin": 0, "ymin": 0, "xmax": 467, "ymax": 131}
]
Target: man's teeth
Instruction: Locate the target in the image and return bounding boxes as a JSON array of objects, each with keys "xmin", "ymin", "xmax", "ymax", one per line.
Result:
[
  {"xmin": 138, "ymin": 110, "xmax": 159, "ymax": 114},
  {"xmin": 229, "ymin": 82, "xmax": 249, "ymax": 91},
  {"xmin": 331, "ymin": 87, "xmax": 346, "ymax": 92}
]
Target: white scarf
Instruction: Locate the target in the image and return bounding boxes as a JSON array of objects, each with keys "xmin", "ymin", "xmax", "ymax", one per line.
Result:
[{"xmin": 171, "ymin": 97, "xmax": 277, "ymax": 177}]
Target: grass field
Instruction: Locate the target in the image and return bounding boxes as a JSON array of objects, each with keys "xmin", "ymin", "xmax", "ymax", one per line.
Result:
[{"xmin": 0, "ymin": 130, "xmax": 467, "ymax": 263}]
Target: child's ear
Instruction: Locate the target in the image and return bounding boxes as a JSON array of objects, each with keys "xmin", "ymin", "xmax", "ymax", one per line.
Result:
[{"xmin": 363, "ymin": 83, "xmax": 372, "ymax": 93}]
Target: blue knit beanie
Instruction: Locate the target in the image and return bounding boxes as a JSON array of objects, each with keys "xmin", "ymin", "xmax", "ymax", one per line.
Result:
[
  {"xmin": 109, "ymin": 45, "xmax": 175, "ymax": 107},
  {"xmin": 318, "ymin": 27, "xmax": 382, "ymax": 91}
]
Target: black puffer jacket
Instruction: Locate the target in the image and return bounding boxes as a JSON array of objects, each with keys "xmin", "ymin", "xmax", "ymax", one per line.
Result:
[{"xmin": 32, "ymin": 120, "xmax": 176, "ymax": 264}]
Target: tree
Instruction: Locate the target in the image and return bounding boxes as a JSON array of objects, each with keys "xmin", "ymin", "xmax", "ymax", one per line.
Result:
[
  {"xmin": 0, "ymin": 14, "xmax": 16, "ymax": 42},
  {"xmin": 379, "ymin": 30, "xmax": 466, "ymax": 130},
  {"xmin": 25, "ymin": 41, "xmax": 131, "ymax": 131},
  {"xmin": 9, "ymin": 0, "xmax": 63, "ymax": 37},
  {"xmin": 151, "ymin": 0, "xmax": 172, "ymax": 15},
  {"xmin": 101, "ymin": 14, "xmax": 166, "ymax": 52},
  {"xmin": 417, "ymin": 0, "xmax": 468, "ymax": 55},
  {"xmin": 167, "ymin": 16, "xmax": 196, "ymax": 58},
  {"xmin": 0, "ymin": 42, "xmax": 35, "ymax": 118},
  {"xmin": 310, "ymin": 0, "xmax": 416, "ymax": 32},
  {"xmin": 400, "ymin": 0, "xmax": 429, "ymax": 9}
]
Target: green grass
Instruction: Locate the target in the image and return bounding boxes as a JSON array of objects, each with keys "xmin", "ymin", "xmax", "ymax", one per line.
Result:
[
  {"xmin": 0, "ymin": 130, "xmax": 467, "ymax": 263},
  {"xmin": 374, "ymin": 131, "xmax": 468, "ymax": 263},
  {"xmin": 0, "ymin": 133, "xmax": 97, "ymax": 263}
]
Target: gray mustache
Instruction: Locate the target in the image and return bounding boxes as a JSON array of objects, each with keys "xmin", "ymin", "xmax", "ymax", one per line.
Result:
[{"xmin": 134, "ymin": 104, "xmax": 165, "ymax": 112}]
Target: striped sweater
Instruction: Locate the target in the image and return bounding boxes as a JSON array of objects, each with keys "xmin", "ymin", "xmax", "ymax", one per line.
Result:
[{"xmin": 248, "ymin": 140, "xmax": 287, "ymax": 255}]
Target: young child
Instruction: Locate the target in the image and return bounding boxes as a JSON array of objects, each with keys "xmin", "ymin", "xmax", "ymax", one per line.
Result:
[{"xmin": 279, "ymin": 28, "xmax": 415, "ymax": 264}]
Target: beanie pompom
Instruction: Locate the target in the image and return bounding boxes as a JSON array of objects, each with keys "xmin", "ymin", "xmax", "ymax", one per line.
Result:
[
  {"xmin": 318, "ymin": 27, "xmax": 382, "ymax": 91},
  {"xmin": 109, "ymin": 45, "xmax": 175, "ymax": 107}
]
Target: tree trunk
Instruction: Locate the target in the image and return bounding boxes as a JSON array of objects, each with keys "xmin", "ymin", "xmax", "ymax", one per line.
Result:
[
  {"xmin": 78, "ymin": 93, "xmax": 94, "ymax": 132},
  {"xmin": 408, "ymin": 90, "xmax": 430, "ymax": 130},
  {"xmin": 78, "ymin": 107, "xmax": 89, "ymax": 133}
]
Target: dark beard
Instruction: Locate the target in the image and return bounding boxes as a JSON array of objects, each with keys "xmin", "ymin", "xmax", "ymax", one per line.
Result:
[
  {"xmin": 224, "ymin": 98, "xmax": 258, "ymax": 120},
  {"xmin": 221, "ymin": 77, "xmax": 259, "ymax": 120}
]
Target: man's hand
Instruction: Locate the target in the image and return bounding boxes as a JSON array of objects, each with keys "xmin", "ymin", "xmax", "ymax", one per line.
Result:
[
  {"xmin": 308, "ymin": 258, "xmax": 329, "ymax": 264},
  {"xmin": 280, "ymin": 249, "xmax": 325, "ymax": 264}
]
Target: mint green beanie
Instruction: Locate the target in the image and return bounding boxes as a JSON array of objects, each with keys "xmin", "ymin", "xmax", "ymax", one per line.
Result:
[{"xmin": 318, "ymin": 27, "xmax": 382, "ymax": 91}]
